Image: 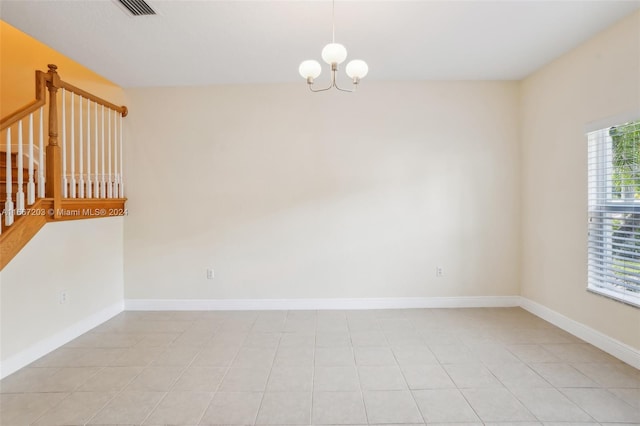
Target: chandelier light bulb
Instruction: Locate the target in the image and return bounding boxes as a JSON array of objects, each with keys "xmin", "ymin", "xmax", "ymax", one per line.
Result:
[
  {"xmin": 321, "ymin": 43, "xmax": 348, "ymax": 65},
  {"xmin": 299, "ymin": 60, "xmax": 322, "ymax": 79},
  {"xmin": 346, "ymin": 60, "xmax": 369, "ymax": 79}
]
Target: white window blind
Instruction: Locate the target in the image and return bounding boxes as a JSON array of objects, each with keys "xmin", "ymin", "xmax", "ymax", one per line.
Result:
[{"xmin": 588, "ymin": 120, "xmax": 640, "ymax": 307}]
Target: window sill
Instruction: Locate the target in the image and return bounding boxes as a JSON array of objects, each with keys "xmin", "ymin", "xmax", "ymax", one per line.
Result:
[{"xmin": 588, "ymin": 285, "xmax": 640, "ymax": 309}]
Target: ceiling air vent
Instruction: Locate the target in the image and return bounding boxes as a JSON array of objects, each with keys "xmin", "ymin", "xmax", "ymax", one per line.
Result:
[{"xmin": 117, "ymin": 0, "xmax": 156, "ymax": 16}]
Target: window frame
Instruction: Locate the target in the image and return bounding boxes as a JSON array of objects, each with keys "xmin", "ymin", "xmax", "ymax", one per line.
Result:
[{"xmin": 587, "ymin": 121, "xmax": 640, "ymax": 308}]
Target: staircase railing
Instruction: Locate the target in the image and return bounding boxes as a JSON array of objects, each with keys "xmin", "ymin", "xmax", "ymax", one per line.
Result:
[{"xmin": 0, "ymin": 64, "xmax": 128, "ymax": 233}]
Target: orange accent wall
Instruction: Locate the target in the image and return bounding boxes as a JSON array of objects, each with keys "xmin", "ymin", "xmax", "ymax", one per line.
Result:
[{"xmin": 0, "ymin": 20, "xmax": 126, "ymax": 117}]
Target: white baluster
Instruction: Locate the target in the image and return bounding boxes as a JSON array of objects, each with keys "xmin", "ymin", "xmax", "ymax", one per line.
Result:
[
  {"xmin": 113, "ymin": 109, "xmax": 118, "ymax": 198},
  {"xmin": 4, "ymin": 128, "xmax": 14, "ymax": 226},
  {"xmin": 78, "ymin": 96, "xmax": 84, "ymax": 198},
  {"xmin": 38, "ymin": 106, "xmax": 45, "ymax": 198},
  {"xmin": 16, "ymin": 120, "xmax": 25, "ymax": 214},
  {"xmin": 119, "ymin": 112, "xmax": 124, "ymax": 198},
  {"xmin": 61, "ymin": 89, "xmax": 68, "ymax": 198},
  {"xmin": 70, "ymin": 92, "xmax": 76, "ymax": 198},
  {"xmin": 107, "ymin": 108, "xmax": 113, "ymax": 198},
  {"xmin": 27, "ymin": 113, "xmax": 35, "ymax": 205},
  {"xmin": 101, "ymin": 105, "xmax": 106, "ymax": 198},
  {"xmin": 94, "ymin": 102, "xmax": 99, "ymax": 198},
  {"xmin": 86, "ymin": 100, "xmax": 92, "ymax": 198}
]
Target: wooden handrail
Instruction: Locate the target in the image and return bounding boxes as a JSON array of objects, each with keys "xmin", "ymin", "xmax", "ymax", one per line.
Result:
[
  {"xmin": 0, "ymin": 64, "xmax": 128, "ymax": 130},
  {"xmin": 60, "ymin": 81, "xmax": 128, "ymax": 117},
  {"xmin": 0, "ymin": 70, "xmax": 48, "ymax": 131}
]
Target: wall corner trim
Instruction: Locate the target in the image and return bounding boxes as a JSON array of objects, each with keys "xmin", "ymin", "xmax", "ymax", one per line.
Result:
[
  {"xmin": 520, "ymin": 297, "xmax": 640, "ymax": 369},
  {"xmin": 0, "ymin": 301, "xmax": 124, "ymax": 380}
]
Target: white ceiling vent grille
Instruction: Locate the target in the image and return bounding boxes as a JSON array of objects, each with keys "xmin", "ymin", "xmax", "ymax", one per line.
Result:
[{"xmin": 117, "ymin": 0, "xmax": 156, "ymax": 16}]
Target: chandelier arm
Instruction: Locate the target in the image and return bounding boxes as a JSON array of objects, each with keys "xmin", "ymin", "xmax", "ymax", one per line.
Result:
[
  {"xmin": 309, "ymin": 84, "xmax": 333, "ymax": 92},
  {"xmin": 331, "ymin": 69, "xmax": 357, "ymax": 93}
]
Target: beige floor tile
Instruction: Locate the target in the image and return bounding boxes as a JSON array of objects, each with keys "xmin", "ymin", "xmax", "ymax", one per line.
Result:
[
  {"xmin": 171, "ymin": 366, "xmax": 226, "ymax": 392},
  {"xmin": 171, "ymin": 331, "xmax": 215, "ymax": 347},
  {"xmin": 35, "ymin": 367, "xmax": 101, "ymax": 392},
  {"xmin": 29, "ymin": 347, "xmax": 87, "ymax": 368},
  {"xmin": 412, "ymin": 389, "xmax": 480, "ymax": 423},
  {"xmin": 542, "ymin": 344, "xmax": 619, "ymax": 363},
  {"xmin": 468, "ymin": 343, "xmax": 521, "ymax": 365},
  {"xmin": 151, "ymin": 346, "xmax": 202, "ymax": 366},
  {"xmin": 391, "ymin": 345, "xmax": 438, "ymax": 365},
  {"xmin": 530, "ymin": 363, "xmax": 598, "ymax": 388},
  {"xmin": 86, "ymin": 391, "xmax": 165, "ymax": 424},
  {"xmin": 314, "ymin": 347, "xmax": 355, "ymax": 366},
  {"xmin": 314, "ymin": 366, "xmax": 360, "ymax": 391},
  {"xmin": 353, "ymin": 347, "xmax": 396, "ymax": 366},
  {"xmin": 571, "ymin": 362, "xmax": 640, "ymax": 388},
  {"xmin": 192, "ymin": 346, "xmax": 239, "ymax": 367},
  {"xmin": 316, "ymin": 332, "xmax": 352, "ymax": 348},
  {"xmin": 274, "ymin": 345, "xmax": 314, "ymax": 367},
  {"xmin": 232, "ymin": 346, "xmax": 277, "ymax": 368},
  {"xmin": 4, "ymin": 308, "xmax": 638, "ymax": 426},
  {"xmin": 384, "ymin": 330, "xmax": 424, "ymax": 346},
  {"xmin": 400, "ymin": 364, "xmax": 456, "ymax": 389},
  {"xmin": 488, "ymin": 363, "xmax": 552, "ymax": 389},
  {"xmin": 462, "ymin": 388, "xmax": 536, "ymax": 422},
  {"xmin": 74, "ymin": 348, "xmax": 128, "ymax": 367},
  {"xmin": 143, "ymin": 391, "xmax": 213, "ymax": 425},
  {"xmin": 243, "ymin": 332, "xmax": 282, "ymax": 349},
  {"xmin": 561, "ymin": 388, "xmax": 640, "ymax": 423},
  {"xmin": 278, "ymin": 332, "xmax": 315, "ymax": 347},
  {"xmin": 219, "ymin": 367, "xmax": 270, "ymax": 391},
  {"xmin": 124, "ymin": 367, "xmax": 184, "ymax": 391},
  {"xmin": 510, "ymin": 387, "xmax": 593, "ymax": 422},
  {"xmin": 283, "ymin": 319, "xmax": 317, "ymax": 333},
  {"xmin": 444, "ymin": 363, "xmax": 503, "ymax": 388},
  {"xmin": 429, "ymin": 344, "xmax": 477, "ymax": 364},
  {"xmin": 0, "ymin": 392, "xmax": 67, "ymax": 425},
  {"xmin": 608, "ymin": 387, "xmax": 640, "ymax": 408},
  {"xmin": 111, "ymin": 346, "xmax": 163, "ymax": 367},
  {"xmin": 312, "ymin": 391, "xmax": 367, "ymax": 425},
  {"xmin": 33, "ymin": 391, "xmax": 115, "ymax": 425},
  {"xmin": 506, "ymin": 344, "xmax": 561, "ymax": 363},
  {"xmin": 350, "ymin": 331, "xmax": 388, "ymax": 347},
  {"xmin": 79, "ymin": 367, "xmax": 143, "ymax": 391},
  {"xmin": 267, "ymin": 366, "xmax": 313, "ymax": 391},
  {"xmin": 0, "ymin": 367, "xmax": 59, "ymax": 393},
  {"xmin": 362, "ymin": 390, "xmax": 423, "ymax": 424},
  {"xmin": 256, "ymin": 391, "xmax": 311, "ymax": 425},
  {"xmin": 358, "ymin": 366, "xmax": 408, "ymax": 390},
  {"xmin": 199, "ymin": 391, "xmax": 262, "ymax": 425}
]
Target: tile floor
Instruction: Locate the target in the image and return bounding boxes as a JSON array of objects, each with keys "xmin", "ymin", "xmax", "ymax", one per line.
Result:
[{"xmin": 1, "ymin": 308, "xmax": 639, "ymax": 425}]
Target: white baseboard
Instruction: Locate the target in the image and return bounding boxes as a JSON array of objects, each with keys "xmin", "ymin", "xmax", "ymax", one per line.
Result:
[
  {"xmin": 124, "ymin": 296, "xmax": 521, "ymax": 311},
  {"xmin": 520, "ymin": 297, "xmax": 640, "ymax": 369},
  {"xmin": 0, "ymin": 301, "xmax": 124, "ymax": 380}
]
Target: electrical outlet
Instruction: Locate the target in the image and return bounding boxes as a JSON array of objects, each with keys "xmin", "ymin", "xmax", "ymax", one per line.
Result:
[
  {"xmin": 206, "ymin": 268, "xmax": 214, "ymax": 280},
  {"xmin": 436, "ymin": 267, "xmax": 444, "ymax": 277},
  {"xmin": 59, "ymin": 290, "xmax": 67, "ymax": 304}
]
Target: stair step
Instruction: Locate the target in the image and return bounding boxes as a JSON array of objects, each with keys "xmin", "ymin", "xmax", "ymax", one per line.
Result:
[
  {"xmin": 0, "ymin": 152, "xmax": 20, "ymax": 167},
  {"xmin": 0, "ymin": 168, "xmax": 36, "ymax": 181}
]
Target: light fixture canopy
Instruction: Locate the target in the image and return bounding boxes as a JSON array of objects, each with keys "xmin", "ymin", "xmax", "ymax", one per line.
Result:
[{"xmin": 299, "ymin": 0, "xmax": 368, "ymax": 92}]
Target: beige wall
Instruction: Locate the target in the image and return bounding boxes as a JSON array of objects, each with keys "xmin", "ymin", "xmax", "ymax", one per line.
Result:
[
  {"xmin": 0, "ymin": 218, "xmax": 124, "ymax": 367},
  {"xmin": 520, "ymin": 11, "xmax": 640, "ymax": 349},
  {"xmin": 124, "ymin": 81, "xmax": 521, "ymax": 300}
]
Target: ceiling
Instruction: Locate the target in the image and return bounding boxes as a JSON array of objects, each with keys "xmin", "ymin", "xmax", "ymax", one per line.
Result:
[{"xmin": 2, "ymin": 0, "xmax": 639, "ymax": 88}]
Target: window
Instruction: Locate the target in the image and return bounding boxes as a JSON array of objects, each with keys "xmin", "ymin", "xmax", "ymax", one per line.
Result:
[{"xmin": 588, "ymin": 119, "xmax": 640, "ymax": 307}]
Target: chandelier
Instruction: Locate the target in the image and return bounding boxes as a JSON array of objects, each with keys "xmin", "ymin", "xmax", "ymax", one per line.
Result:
[{"xmin": 298, "ymin": 0, "xmax": 368, "ymax": 92}]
